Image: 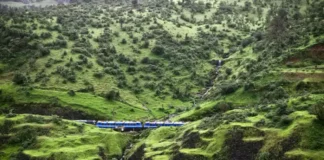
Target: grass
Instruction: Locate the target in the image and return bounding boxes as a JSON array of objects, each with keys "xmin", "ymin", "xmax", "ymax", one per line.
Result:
[
  {"xmin": 1, "ymin": 82, "xmax": 197, "ymax": 120},
  {"xmin": 285, "ymin": 149, "xmax": 324, "ymax": 160},
  {"xmin": 180, "ymin": 148, "xmax": 213, "ymax": 157},
  {"xmin": 1, "ymin": 1, "xmax": 324, "ymax": 160},
  {"xmin": 172, "ymin": 100, "xmax": 220, "ymax": 121},
  {"xmin": 205, "ymin": 125, "xmax": 230, "ymax": 154},
  {"xmin": 0, "ymin": 83, "xmax": 151, "ymax": 120},
  {"xmin": 152, "ymin": 155, "xmax": 170, "ymax": 160},
  {"xmin": 225, "ymin": 87, "xmax": 260, "ymax": 105},
  {"xmin": 0, "ymin": 114, "xmax": 130, "ymax": 160}
]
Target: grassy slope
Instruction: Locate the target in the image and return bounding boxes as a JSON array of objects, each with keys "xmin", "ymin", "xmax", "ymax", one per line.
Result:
[
  {"xmin": 1, "ymin": 0, "xmax": 324, "ymax": 160},
  {"xmin": 0, "ymin": 114, "xmax": 130, "ymax": 160},
  {"xmin": 129, "ymin": 110, "xmax": 324, "ymax": 160},
  {"xmin": 0, "ymin": 0, "xmax": 266, "ymax": 119}
]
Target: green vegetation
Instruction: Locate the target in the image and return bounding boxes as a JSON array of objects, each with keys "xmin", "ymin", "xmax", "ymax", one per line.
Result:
[
  {"xmin": 0, "ymin": 0, "xmax": 324, "ymax": 159},
  {"xmin": 0, "ymin": 114, "xmax": 130, "ymax": 159}
]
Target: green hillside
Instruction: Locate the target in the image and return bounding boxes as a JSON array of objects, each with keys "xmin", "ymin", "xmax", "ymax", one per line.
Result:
[{"xmin": 0, "ymin": 0, "xmax": 324, "ymax": 159}]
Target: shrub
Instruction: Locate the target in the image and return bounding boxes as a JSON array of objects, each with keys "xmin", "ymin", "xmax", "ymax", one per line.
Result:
[
  {"xmin": 132, "ymin": 37, "xmax": 139, "ymax": 44},
  {"xmin": 105, "ymin": 90, "xmax": 120, "ymax": 100},
  {"xmin": 121, "ymin": 38, "xmax": 127, "ymax": 44},
  {"xmin": 241, "ymin": 37, "xmax": 254, "ymax": 48},
  {"xmin": 25, "ymin": 115, "xmax": 46, "ymax": 124},
  {"xmin": 279, "ymin": 115, "xmax": 293, "ymax": 126},
  {"xmin": 257, "ymin": 152, "xmax": 271, "ymax": 160},
  {"xmin": 255, "ymin": 119, "xmax": 266, "ymax": 127},
  {"xmin": 142, "ymin": 40, "xmax": 150, "ymax": 48},
  {"xmin": 51, "ymin": 115, "xmax": 62, "ymax": 124},
  {"xmin": 244, "ymin": 81, "xmax": 255, "ymax": 91},
  {"xmin": 9, "ymin": 127, "xmax": 37, "ymax": 145},
  {"xmin": 263, "ymin": 87, "xmax": 288, "ymax": 101},
  {"xmin": 312, "ymin": 102, "xmax": 324, "ymax": 122},
  {"xmin": 0, "ymin": 120, "xmax": 14, "ymax": 134},
  {"xmin": 225, "ymin": 68, "xmax": 232, "ymax": 75},
  {"xmin": 275, "ymin": 100, "xmax": 290, "ymax": 116},
  {"xmin": 151, "ymin": 45, "xmax": 165, "ymax": 55},
  {"xmin": 39, "ymin": 47, "xmax": 51, "ymax": 57},
  {"xmin": 13, "ymin": 73, "xmax": 29, "ymax": 85},
  {"xmin": 68, "ymin": 90, "xmax": 76, "ymax": 96},
  {"xmin": 219, "ymin": 82, "xmax": 239, "ymax": 95},
  {"xmin": 93, "ymin": 71, "xmax": 104, "ymax": 79},
  {"xmin": 40, "ymin": 32, "xmax": 52, "ymax": 39},
  {"xmin": 296, "ymin": 81, "xmax": 308, "ymax": 90}
]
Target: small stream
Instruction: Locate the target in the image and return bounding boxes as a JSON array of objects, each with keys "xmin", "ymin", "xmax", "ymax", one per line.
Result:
[{"xmin": 201, "ymin": 60, "xmax": 222, "ymax": 99}]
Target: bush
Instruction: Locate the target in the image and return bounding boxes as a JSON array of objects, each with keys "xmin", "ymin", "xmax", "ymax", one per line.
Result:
[
  {"xmin": 121, "ymin": 38, "xmax": 127, "ymax": 44},
  {"xmin": 132, "ymin": 37, "xmax": 139, "ymax": 44},
  {"xmin": 296, "ymin": 81, "xmax": 308, "ymax": 90},
  {"xmin": 225, "ymin": 68, "xmax": 232, "ymax": 75},
  {"xmin": 275, "ymin": 100, "xmax": 290, "ymax": 116},
  {"xmin": 151, "ymin": 46, "xmax": 165, "ymax": 55},
  {"xmin": 219, "ymin": 82, "xmax": 239, "ymax": 95},
  {"xmin": 0, "ymin": 120, "xmax": 14, "ymax": 134},
  {"xmin": 51, "ymin": 115, "xmax": 62, "ymax": 124},
  {"xmin": 244, "ymin": 81, "xmax": 255, "ymax": 91},
  {"xmin": 13, "ymin": 73, "xmax": 29, "ymax": 85},
  {"xmin": 68, "ymin": 90, "xmax": 76, "ymax": 96},
  {"xmin": 105, "ymin": 90, "xmax": 120, "ymax": 100},
  {"xmin": 279, "ymin": 115, "xmax": 293, "ymax": 126},
  {"xmin": 25, "ymin": 115, "xmax": 46, "ymax": 124},
  {"xmin": 93, "ymin": 71, "xmax": 104, "ymax": 79},
  {"xmin": 241, "ymin": 37, "xmax": 254, "ymax": 48},
  {"xmin": 9, "ymin": 127, "xmax": 37, "ymax": 145},
  {"xmin": 312, "ymin": 102, "xmax": 324, "ymax": 122},
  {"xmin": 39, "ymin": 47, "xmax": 51, "ymax": 57},
  {"xmin": 40, "ymin": 32, "xmax": 52, "ymax": 39},
  {"xmin": 142, "ymin": 40, "xmax": 150, "ymax": 48},
  {"xmin": 257, "ymin": 152, "xmax": 271, "ymax": 160}
]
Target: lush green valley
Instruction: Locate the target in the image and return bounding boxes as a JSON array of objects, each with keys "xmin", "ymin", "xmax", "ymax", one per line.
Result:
[{"xmin": 0, "ymin": 0, "xmax": 324, "ymax": 159}]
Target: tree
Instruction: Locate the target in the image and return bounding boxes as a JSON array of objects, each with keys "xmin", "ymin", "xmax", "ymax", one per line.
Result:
[
  {"xmin": 142, "ymin": 40, "xmax": 149, "ymax": 48},
  {"xmin": 119, "ymin": 18, "xmax": 124, "ymax": 28},
  {"xmin": 132, "ymin": 0, "xmax": 138, "ymax": 7},
  {"xmin": 225, "ymin": 68, "xmax": 232, "ymax": 75},
  {"xmin": 121, "ymin": 38, "xmax": 127, "ymax": 44},
  {"xmin": 105, "ymin": 90, "xmax": 120, "ymax": 100},
  {"xmin": 267, "ymin": 8, "xmax": 289, "ymax": 42},
  {"xmin": 243, "ymin": 1, "xmax": 252, "ymax": 11},
  {"xmin": 67, "ymin": 90, "xmax": 76, "ymax": 96},
  {"xmin": 151, "ymin": 46, "xmax": 165, "ymax": 55},
  {"xmin": 313, "ymin": 102, "xmax": 324, "ymax": 122},
  {"xmin": 13, "ymin": 73, "xmax": 29, "ymax": 85}
]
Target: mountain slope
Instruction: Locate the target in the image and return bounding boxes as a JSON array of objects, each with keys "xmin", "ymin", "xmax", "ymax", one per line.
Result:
[{"xmin": 0, "ymin": 0, "xmax": 324, "ymax": 160}]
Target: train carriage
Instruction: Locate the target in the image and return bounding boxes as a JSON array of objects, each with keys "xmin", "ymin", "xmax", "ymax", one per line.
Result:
[{"xmin": 78, "ymin": 120, "xmax": 185, "ymax": 130}]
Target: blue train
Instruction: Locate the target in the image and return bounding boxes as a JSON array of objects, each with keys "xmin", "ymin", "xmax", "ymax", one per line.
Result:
[{"xmin": 75, "ymin": 120, "xmax": 185, "ymax": 131}]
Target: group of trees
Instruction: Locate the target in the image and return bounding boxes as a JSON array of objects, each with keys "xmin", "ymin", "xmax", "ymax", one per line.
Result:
[{"xmin": 0, "ymin": 0, "xmax": 322, "ymax": 109}]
